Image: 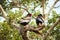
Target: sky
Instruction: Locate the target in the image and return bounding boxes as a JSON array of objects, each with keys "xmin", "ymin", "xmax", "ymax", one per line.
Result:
[
  {"xmin": 55, "ymin": 1, "xmax": 60, "ymax": 14},
  {"xmin": 48, "ymin": 0, "xmax": 60, "ymax": 14},
  {"xmin": 0, "ymin": 0, "xmax": 60, "ymax": 22}
]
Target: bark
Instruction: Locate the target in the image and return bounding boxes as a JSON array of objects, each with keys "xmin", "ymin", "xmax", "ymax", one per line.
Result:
[
  {"xmin": 42, "ymin": 0, "xmax": 45, "ymax": 19},
  {"xmin": 0, "ymin": 5, "xmax": 7, "ymax": 19},
  {"xmin": 20, "ymin": 27, "xmax": 29, "ymax": 40}
]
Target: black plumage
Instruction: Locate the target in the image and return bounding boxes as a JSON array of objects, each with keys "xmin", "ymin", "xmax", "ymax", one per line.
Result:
[
  {"xmin": 36, "ymin": 14, "xmax": 44, "ymax": 25},
  {"xmin": 18, "ymin": 20, "xmax": 30, "ymax": 26},
  {"xmin": 18, "ymin": 13, "xmax": 32, "ymax": 26}
]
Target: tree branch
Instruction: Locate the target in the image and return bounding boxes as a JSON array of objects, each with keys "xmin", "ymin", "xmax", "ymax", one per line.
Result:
[
  {"xmin": 0, "ymin": 4, "xmax": 7, "ymax": 19},
  {"xmin": 28, "ymin": 28, "xmax": 43, "ymax": 36},
  {"xmin": 48, "ymin": 0, "xmax": 59, "ymax": 16},
  {"xmin": 11, "ymin": 22, "xmax": 20, "ymax": 30},
  {"xmin": 0, "ymin": 4, "xmax": 21, "ymax": 31},
  {"xmin": 43, "ymin": 18, "xmax": 60, "ymax": 40},
  {"xmin": 42, "ymin": 0, "xmax": 45, "ymax": 19},
  {"xmin": 54, "ymin": 5, "xmax": 60, "ymax": 8},
  {"xmin": 13, "ymin": 5, "xmax": 31, "ymax": 14},
  {"xmin": 23, "ymin": 25, "xmax": 45, "ymax": 36},
  {"xmin": 33, "ymin": 1, "xmax": 40, "ymax": 11}
]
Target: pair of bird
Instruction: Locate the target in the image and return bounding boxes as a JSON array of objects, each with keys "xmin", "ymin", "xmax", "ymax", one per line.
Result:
[{"xmin": 18, "ymin": 13, "xmax": 44, "ymax": 28}]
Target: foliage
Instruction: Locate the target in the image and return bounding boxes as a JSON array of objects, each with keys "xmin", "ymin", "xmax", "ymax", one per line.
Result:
[{"xmin": 0, "ymin": 21, "xmax": 22, "ymax": 40}]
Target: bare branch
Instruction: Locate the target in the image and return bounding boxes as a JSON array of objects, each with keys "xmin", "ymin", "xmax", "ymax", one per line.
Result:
[
  {"xmin": 0, "ymin": 5, "xmax": 7, "ymax": 19},
  {"xmin": 43, "ymin": 0, "xmax": 45, "ymax": 14},
  {"xmin": 28, "ymin": 28, "xmax": 43, "ymax": 36},
  {"xmin": 54, "ymin": 5, "xmax": 60, "ymax": 8},
  {"xmin": 33, "ymin": 3, "xmax": 40, "ymax": 11},
  {"xmin": 13, "ymin": 5, "xmax": 31, "ymax": 14},
  {"xmin": 43, "ymin": 18, "xmax": 60, "ymax": 40},
  {"xmin": 29, "ymin": 26, "xmax": 45, "ymax": 31},
  {"xmin": 11, "ymin": 22, "xmax": 20, "ymax": 30},
  {"xmin": 42, "ymin": 0, "xmax": 45, "ymax": 19},
  {"xmin": 23, "ymin": 25, "xmax": 45, "ymax": 36},
  {"xmin": 0, "ymin": 4, "xmax": 21, "ymax": 30},
  {"xmin": 48, "ymin": 0, "xmax": 59, "ymax": 16}
]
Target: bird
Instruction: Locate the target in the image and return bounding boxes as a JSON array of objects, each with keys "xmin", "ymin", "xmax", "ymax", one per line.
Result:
[
  {"xmin": 36, "ymin": 14, "xmax": 44, "ymax": 28},
  {"xmin": 18, "ymin": 13, "xmax": 32, "ymax": 26}
]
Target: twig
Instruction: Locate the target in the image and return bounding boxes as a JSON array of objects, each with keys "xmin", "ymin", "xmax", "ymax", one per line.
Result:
[
  {"xmin": 54, "ymin": 5, "xmax": 60, "ymax": 8},
  {"xmin": 48, "ymin": 0, "xmax": 59, "ymax": 16}
]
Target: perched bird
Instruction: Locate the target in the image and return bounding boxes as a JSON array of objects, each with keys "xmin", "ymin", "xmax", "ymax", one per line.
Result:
[
  {"xmin": 36, "ymin": 14, "xmax": 44, "ymax": 27},
  {"xmin": 18, "ymin": 13, "xmax": 32, "ymax": 26}
]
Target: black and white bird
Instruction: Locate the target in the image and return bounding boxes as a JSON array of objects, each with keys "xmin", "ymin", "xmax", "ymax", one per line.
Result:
[
  {"xmin": 36, "ymin": 14, "xmax": 44, "ymax": 27},
  {"xmin": 18, "ymin": 13, "xmax": 32, "ymax": 26}
]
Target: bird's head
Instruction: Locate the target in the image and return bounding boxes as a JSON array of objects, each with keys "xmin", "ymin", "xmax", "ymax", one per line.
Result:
[
  {"xmin": 38, "ymin": 14, "xmax": 43, "ymax": 17},
  {"xmin": 27, "ymin": 13, "xmax": 32, "ymax": 17}
]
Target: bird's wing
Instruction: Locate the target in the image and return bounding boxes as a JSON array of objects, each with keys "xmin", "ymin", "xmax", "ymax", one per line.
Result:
[
  {"xmin": 20, "ymin": 20, "xmax": 30, "ymax": 23},
  {"xmin": 38, "ymin": 18, "xmax": 44, "ymax": 23}
]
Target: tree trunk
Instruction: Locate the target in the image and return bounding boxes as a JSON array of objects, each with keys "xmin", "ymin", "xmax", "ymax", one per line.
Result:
[{"xmin": 20, "ymin": 27, "xmax": 29, "ymax": 40}]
